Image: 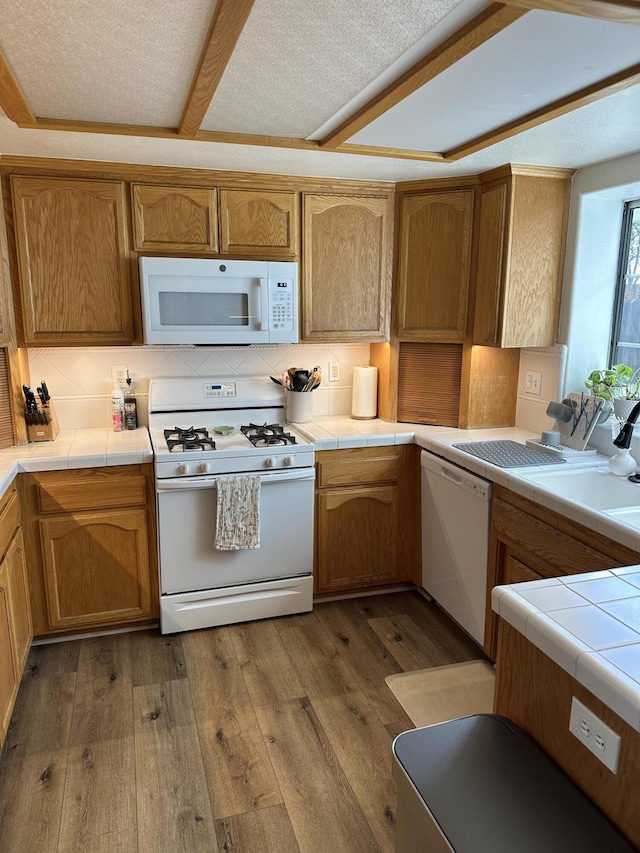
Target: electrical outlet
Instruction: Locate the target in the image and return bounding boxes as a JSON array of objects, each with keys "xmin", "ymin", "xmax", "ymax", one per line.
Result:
[
  {"xmin": 111, "ymin": 365, "xmax": 128, "ymax": 387},
  {"xmin": 569, "ymin": 696, "xmax": 621, "ymax": 773},
  {"xmin": 329, "ymin": 361, "xmax": 340, "ymax": 382},
  {"xmin": 525, "ymin": 370, "xmax": 542, "ymax": 396}
]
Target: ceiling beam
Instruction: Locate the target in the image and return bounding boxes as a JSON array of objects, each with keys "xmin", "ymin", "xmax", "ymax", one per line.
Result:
[
  {"xmin": 500, "ymin": 0, "xmax": 640, "ymax": 24},
  {"xmin": 178, "ymin": 0, "xmax": 255, "ymax": 137},
  {"xmin": 446, "ymin": 62, "xmax": 640, "ymax": 160},
  {"xmin": 0, "ymin": 49, "xmax": 35, "ymax": 125},
  {"xmin": 29, "ymin": 117, "xmax": 451, "ymax": 161},
  {"xmin": 318, "ymin": 3, "xmax": 528, "ymax": 149}
]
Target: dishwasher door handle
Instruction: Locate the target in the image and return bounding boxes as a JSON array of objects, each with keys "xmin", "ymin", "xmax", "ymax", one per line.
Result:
[{"xmin": 440, "ymin": 465, "xmax": 464, "ymax": 485}]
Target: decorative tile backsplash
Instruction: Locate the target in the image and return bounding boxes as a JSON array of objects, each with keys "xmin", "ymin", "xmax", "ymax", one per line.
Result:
[{"xmin": 27, "ymin": 344, "xmax": 371, "ymax": 429}]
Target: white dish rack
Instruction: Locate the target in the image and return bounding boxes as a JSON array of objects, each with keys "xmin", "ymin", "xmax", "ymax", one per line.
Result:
[{"xmin": 525, "ymin": 439, "xmax": 598, "ymax": 461}]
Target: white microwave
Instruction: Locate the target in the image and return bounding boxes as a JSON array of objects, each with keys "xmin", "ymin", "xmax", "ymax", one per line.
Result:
[{"xmin": 139, "ymin": 257, "xmax": 298, "ymax": 345}]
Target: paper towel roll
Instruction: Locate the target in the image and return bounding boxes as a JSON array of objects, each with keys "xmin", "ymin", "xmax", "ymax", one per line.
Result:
[{"xmin": 351, "ymin": 366, "xmax": 378, "ymax": 419}]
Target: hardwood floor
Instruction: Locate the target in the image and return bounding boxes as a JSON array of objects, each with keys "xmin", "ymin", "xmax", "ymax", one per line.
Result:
[{"xmin": 0, "ymin": 591, "xmax": 480, "ymax": 852}]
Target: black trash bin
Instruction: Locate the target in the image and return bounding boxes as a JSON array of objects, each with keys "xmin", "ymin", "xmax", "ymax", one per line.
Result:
[{"xmin": 392, "ymin": 714, "xmax": 635, "ymax": 853}]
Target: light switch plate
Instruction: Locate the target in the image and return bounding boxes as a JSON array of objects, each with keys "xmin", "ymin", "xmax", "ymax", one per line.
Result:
[
  {"xmin": 569, "ymin": 696, "xmax": 621, "ymax": 773},
  {"xmin": 525, "ymin": 370, "xmax": 542, "ymax": 395}
]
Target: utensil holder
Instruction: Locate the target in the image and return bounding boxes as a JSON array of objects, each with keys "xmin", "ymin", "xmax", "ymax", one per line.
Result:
[{"xmin": 285, "ymin": 389, "xmax": 313, "ymax": 424}]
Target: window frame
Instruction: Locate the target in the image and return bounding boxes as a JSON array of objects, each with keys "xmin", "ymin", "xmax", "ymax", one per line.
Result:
[{"xmin": 610, "ymin": 198, "xmax": 640, "ymax": 368}]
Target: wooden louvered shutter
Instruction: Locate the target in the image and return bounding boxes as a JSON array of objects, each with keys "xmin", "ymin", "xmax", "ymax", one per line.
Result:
[
  {"xmin": 0, "ymin": 349, "xmax": 14, "ymax": 448},
  {"xmin": 396, "ymin": 342, "xmax": 462, "ymax": 426}
]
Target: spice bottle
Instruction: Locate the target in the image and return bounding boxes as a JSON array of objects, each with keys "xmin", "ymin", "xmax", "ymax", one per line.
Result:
[{"xmin": 124, "ymin": 371, "xmax": 138, "ymax": 430}]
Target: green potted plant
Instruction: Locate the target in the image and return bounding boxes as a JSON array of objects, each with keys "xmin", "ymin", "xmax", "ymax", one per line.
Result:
[{"xmin": 585, "ymin": 363, "xmax": 640, "ymax": 421}]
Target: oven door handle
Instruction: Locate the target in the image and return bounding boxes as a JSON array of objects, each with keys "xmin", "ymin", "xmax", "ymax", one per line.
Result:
[{"xmin": 157, "ymin": 468, "xmax": 315, "ymax": 491}]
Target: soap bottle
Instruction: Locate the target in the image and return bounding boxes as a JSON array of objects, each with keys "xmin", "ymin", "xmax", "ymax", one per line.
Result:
[
  {"xmin": 111, "ymin": 382, "xmax": 124, "ymax": 432},
  {"xmin": 124, "ymin": 371, "xmax": 138, "ymax": 430}
]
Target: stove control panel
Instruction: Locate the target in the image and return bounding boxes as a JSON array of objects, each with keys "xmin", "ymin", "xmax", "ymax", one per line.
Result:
[{"xmin": 203, "ymin": 382, "xmax": 236, "ymax": 398}]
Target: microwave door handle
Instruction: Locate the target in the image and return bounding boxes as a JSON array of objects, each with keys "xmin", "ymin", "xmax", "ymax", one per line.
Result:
[{"xmin": 257, "ymin": 278, "xmax": 268, "ymax": 330}]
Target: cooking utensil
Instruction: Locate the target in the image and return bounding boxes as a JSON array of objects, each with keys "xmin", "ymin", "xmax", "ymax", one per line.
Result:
[
  {"xmin": 270, "ymin": 375, "xmax": 283, "ymax": 386},
  {"xmin": 41, "ymin": 381, "xmax": 50, "ymax": 402},
  {"xmin": 292, "ymin": 370, "xmax": 310, "ymax": 392},
  {"xmin": 212, "ymin": 425, "xmax": 235, "ymax": 435}
]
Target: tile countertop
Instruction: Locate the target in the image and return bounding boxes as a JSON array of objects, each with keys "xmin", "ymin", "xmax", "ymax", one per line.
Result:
[
  {"xmin": 492, "ymin": 572, "xmax": 640, "ymax": 732},
  {"xmin": 0, "ymin": 428, "xmax": 152, "ymax": 500}
]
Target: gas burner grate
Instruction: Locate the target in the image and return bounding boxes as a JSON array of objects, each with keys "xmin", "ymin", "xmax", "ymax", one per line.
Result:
[
  {"xmin": 241, "ymin": 422, "xmax": 297, "ymax": 447},
  {"xmin": 164, "ymin": 426, "xmax": 217, "ymax": 452}
]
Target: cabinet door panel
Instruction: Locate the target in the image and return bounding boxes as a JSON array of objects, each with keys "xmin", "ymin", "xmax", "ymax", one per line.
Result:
[
  {"xmin": 6, "ymin": 529, "xmax": 32, "ymax": 674},
  {"xmin": 472, "ymin": 182, "xmax": 508, "ymax": 346},
  {"xmin": 219, "ymin": 189, "xmax": 298, "ymax": 257},
  {"xmin": 40, "ymin": 509, "xmax": 153, "ymax": 629},
  {"xmin": 11, "ymin": 176, "xmax": 133, "ymax": 345},
  {"xmin": 302, "ymin": 194, "xmax": 391, "ymax": 341},
  {"xmin": 317, "ymin": 485, "xmax": 398, "ymax": 592},
  {"xmin": 131, "ymin": 184, "xmax": 217, "ymax": 252},
  {"xmin": 0, "ymin": 562, "xmax": 17, "ymax": 745},
  {"xmin": 397, "ymin": 190, "xmax": 474, "ymax": 341}
]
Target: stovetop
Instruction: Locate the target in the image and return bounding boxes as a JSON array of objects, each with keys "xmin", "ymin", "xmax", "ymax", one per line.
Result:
[{"xmin": 148, "ymin": 376, "xmax": 315, "ymax": 477}]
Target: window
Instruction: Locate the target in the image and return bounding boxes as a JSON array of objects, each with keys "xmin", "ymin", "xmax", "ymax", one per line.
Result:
[{"xmin": 611, "ymin": 200, "xmax": 640, "ymax": 369}]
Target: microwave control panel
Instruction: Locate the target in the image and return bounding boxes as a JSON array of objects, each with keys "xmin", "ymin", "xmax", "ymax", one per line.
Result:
[{"xmin": 270, "ymin": 279, "xmax": 295, "ymax": 331}]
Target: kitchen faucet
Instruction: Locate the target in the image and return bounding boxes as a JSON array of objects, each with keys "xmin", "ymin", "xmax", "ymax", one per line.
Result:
[{"xmin": 613, "ymin": 400, "xmax": 640, "ymax": 450}]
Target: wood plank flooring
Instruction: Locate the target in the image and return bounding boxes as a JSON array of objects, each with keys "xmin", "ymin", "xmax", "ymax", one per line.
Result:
[{"xmin": 0, "ymin": 591, "xmax": 480, "ymax": 852}]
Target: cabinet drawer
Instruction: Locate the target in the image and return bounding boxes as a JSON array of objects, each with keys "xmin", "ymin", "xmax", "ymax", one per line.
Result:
[
  {"xmin": 0, "ymin": 489, "xmax": 19, "ymax": 561},
  {"xmin": 492, "ymin": 496, "xmax": 627, "ymax": 577},
  {"xmin": 317, "ymin": 454, "xmax": 399, "ymax": 488},
  {"xmin": 38, "ymin": 474, "xmax": 147, "ymax": 514}
]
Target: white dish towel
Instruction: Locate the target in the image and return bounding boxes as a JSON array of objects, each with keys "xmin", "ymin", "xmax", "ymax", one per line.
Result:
[{"xmin": 215, "ymin": 475, "xmax": 261, "ymax": 550}]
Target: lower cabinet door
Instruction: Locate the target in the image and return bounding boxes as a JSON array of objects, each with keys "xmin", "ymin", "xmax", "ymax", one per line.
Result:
[
  {"xmin": 6, "ymin": 529, "xmax": 32, "ymax": 674},
  {"xmin": 316, "ymin": 485, "xmax": 398, "ymax": 592},
  {"xmin": 39, "ymin": 509, "xmax": 153, "ymax": 629},
  {"xmin": 0, "ymin": 561, "xmax": 17, "ymax": 745}
]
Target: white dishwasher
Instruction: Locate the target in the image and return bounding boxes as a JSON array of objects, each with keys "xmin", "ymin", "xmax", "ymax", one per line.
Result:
[{"xmin": 420, "ymin": 450, "xmax": 491, "ymax": 645}]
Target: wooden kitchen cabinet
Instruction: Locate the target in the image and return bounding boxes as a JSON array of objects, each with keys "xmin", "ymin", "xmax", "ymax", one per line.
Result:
[
  {"xmin": 302, "ymin": 193, "xmax": 393, "ymax": 341},
  {"xmin": 219, "ymin": 189, "xmax": 298, "ymax": 257},
  {"xmin": 19, "ymin": 465, "xmax": 158, "ymax": 637},
  {"xmin": 10, "ymin": 176, "xmax": 134, "ymax": 346},
  {"xmin": 314, "ymin": 446, "xmax": 420, "ymax": 594},
  {"xmin": 484, "ymin": 484, "xmax": 640, "ymax": 657},
  {"xmin": 395, "ymin": 189, "xmax": 475, "ymax": 341},
  {"xmin": 131, "ymin": 183, "xmax": 218, "ymax": 253},
  {"xmin": 472, "ymin": 166, "xmax": 572, "ymax": 348},
  {"xmin": 0, "ymin": 484, "xmax": 32, "ymax": 748}
]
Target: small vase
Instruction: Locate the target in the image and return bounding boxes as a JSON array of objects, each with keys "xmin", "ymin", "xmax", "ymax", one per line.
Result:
[{"xmin": 609, "ymin": 448, "xmax": 637, "ymax": 477}]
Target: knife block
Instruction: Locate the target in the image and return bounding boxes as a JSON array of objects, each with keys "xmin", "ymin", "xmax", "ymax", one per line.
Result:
[{"xmin": 27, "ymin": 402, "xmax": 60, "ymax": 442}]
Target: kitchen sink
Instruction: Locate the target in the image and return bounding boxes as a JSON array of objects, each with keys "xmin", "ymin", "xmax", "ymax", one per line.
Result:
[{"xmin": 521, "ymin": 467, "xmax": 640, "ymax": 511}]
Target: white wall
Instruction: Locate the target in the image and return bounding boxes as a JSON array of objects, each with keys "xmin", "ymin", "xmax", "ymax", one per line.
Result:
[
  {"xmin": 28, "ymin": 343, "xmax": 370, "ymax": 429},
  {"xmin": 559, "ymin": 150, "xmax": 640, "ymax": 396}
]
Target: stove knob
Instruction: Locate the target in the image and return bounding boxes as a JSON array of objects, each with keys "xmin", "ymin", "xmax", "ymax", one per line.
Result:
[
  {"xmin": 179, "ymin": 463, "xmax": 191, "ymax": 475},
  {"xmin": 283, "ymin": 456, "xmax": 293, "ymax": 467},
  {"xmin": 199, "ymin": 462, "xmax": 211, "ymax": 474},
  {"xmin": 265, "ymin": 457, "xmax": 274, "ymax": 468}
]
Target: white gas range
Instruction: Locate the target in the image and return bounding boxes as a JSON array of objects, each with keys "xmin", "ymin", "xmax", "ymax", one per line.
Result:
[{"xmin": 148, "ymin": 376, "xmax": 315, "ymax": 634}]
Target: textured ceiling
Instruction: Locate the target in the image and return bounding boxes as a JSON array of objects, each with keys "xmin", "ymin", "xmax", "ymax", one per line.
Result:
[
  {"xmin": 0, "ymin": 0, "xmax": 214, "ymax": 126},
  {"xmin": 352, "ymin": 10, "xmax": 640, "ymax": 151},
  {"xmin": 0, "ymin": 0, "xmax": 636, "ymax": 181},
  {"xmin": 200, "ymin": 0, "xmax": 468, "ymax": 137}
]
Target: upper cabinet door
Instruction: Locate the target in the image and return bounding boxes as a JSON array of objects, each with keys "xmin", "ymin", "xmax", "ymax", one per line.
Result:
[
  {"xmin": 131, "ymin": 184, "xmax": 218, "ymax": 253},
  {"xmin": 473, "ymin": 172, "xmax": 571, "ymax": 348},
  {"xmin": 302, "ymin": 194, "xmax": 392, "ymax": 342},
  {"xmin": 219, "ymin": 189, "xmax": 298, "ymax": 258},
  {"xmin": 11, "ymin": 176, "xmax": 134, "ymax": 346},
  {"xmin": 396, "ymin": 189, "xmax": 474, "ymax": 342}
]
